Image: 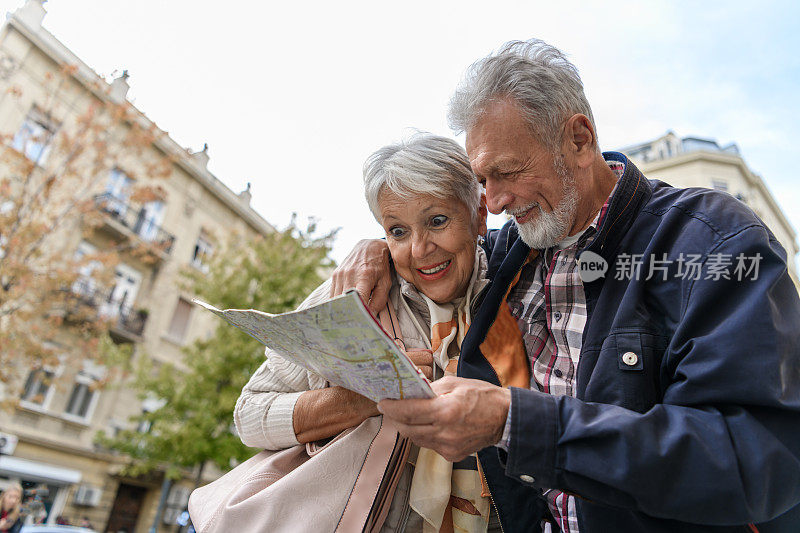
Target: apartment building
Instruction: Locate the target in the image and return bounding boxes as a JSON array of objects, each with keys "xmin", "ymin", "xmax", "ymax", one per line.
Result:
[
  {"xmin": 620, "ymin": 131, "xmax": 799, "ymax": 287},
  {"xmin": 0, "ymin": 1, "xmax": 273, "ymax": 531}
]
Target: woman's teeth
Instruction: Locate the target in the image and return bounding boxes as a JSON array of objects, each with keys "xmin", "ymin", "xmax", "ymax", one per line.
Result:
[{"xmin": 420, "ymin": 260, "xmax": 451, "ymax": 274}]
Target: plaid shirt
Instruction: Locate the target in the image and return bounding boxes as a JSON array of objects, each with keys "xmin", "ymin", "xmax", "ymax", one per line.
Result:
[{"xmin": 498, "ymin": 161, "xmax": 623, "ymax": 533}]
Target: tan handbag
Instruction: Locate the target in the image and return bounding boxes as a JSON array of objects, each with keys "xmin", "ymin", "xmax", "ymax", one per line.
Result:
[{"xmin": 188, "ymin": 306, "xmax": 412, "ymax": 533}]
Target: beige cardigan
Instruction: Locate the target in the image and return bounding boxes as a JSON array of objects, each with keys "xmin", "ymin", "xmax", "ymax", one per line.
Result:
[{"xmin": 233, "ymin": 275, "xmax": 437, "ymax": 450}]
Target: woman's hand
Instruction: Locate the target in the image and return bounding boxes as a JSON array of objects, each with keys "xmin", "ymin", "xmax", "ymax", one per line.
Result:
[
  {"xmin": 293, "ymin": 386, "xmax": 379, "ymax": 444},
  {"xmin": 291, "ymin": 349, "xmax": 433, "ymax": 444},
  {"xmin": 406, "ymin": 349, "xmax": 434, "ymax": 380}
]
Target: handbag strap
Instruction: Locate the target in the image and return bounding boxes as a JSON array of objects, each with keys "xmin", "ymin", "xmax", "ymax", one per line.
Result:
[
  {"xmin": 378, "ymin": 300, "xmax": 404, "ymax": 351},
  {"xmin": 335, "ymin": 301, "xmax": 410, "ymax": 533}
]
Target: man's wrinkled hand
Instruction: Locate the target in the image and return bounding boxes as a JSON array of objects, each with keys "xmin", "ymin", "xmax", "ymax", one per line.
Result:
[
  {"xmin": 331, "ymin": 239, "xmax": 392, "ymax": 315},
  {"xmin": 377, "ymin": 376, "xmax": 510, "ymax": 462}
]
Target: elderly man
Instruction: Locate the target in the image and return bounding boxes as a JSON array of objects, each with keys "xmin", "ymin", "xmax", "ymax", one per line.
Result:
[{"xmin": 333, "ymin": 40, "xmax": 800, "ymax": 532}]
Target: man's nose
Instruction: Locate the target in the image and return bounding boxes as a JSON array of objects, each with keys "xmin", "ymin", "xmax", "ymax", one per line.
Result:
[{"xmin": 484, "ymin": 179, "xmax": 512, "ymax": 215}]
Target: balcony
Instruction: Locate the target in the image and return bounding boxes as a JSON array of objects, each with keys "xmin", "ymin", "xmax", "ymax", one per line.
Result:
[
  {"xmin": 68, "ymin": 279, "xmax": 148, "ymax": 342},
  {"xmin": 94, "ymin": 193, "xmax": 175, "ymax": 258}
]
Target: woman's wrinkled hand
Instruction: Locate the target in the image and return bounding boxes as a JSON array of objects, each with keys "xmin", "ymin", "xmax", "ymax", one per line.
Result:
[
  {"xmin": 405, "ymin": 349, "xmax": 434, "ymax": 381},
  {"xmin": 293, "ymin": 386, "xmax": 379, "ymax": 444}
]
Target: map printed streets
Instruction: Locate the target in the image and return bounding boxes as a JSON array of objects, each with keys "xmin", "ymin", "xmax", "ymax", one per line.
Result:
[{"xmin": 193, "ymin": 291, "xmax": 435, "ymax": 402}]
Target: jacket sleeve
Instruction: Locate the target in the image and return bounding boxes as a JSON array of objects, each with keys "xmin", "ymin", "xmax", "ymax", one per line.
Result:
[
  {"xmin": 233, "ymin": 280, "xmax": 331, "ymax": 450},
  {"xmin": 503, "ymin": 224, "xmax": 800, "ymax": 524}
]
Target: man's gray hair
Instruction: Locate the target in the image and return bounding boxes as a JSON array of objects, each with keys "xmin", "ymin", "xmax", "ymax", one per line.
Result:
[
  {"xmin": 363, "ymin": 133, "xmax": 481, "ymax": 221},
  {"xmin": 448, "ymin": 39, "xmax": 597, "ymax": 151}
]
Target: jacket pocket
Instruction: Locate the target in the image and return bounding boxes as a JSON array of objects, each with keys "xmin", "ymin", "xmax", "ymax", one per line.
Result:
[{"xmin": 599, "ymin": 331, "xmax": 666, "ymax": 413}]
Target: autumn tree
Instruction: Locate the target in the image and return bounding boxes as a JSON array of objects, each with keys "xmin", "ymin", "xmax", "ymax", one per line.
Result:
[
  {"xmin": 0, "ymin": 62, "xmax": 173, "ymax": 400},
  {"xmin": 97, "ymin": 219, "xmax": 334, "ymax": 483}
]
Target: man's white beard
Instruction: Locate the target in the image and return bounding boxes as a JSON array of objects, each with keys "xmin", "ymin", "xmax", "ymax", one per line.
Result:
[{"xmin": 514, "ymin": 158, "xmax": 578, "ymax": 250}]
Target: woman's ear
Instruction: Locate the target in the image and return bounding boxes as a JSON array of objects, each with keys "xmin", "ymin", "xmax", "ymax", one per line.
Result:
[{"xmin": 477, "ymin": 193, "xmax": 488, "ymax": 236}]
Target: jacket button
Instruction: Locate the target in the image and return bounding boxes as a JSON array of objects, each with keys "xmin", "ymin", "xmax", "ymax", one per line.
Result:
[
  {"xmin": 519, "ymin": 474, "xmax": 535, "ymax": 483},
  {"xmin": 622, "ymin": 352, "xmax": 639, "ymax": 366}
]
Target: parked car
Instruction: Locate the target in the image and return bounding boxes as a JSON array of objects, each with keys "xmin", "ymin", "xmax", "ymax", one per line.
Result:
[{"xmin": 20, "ymin": 526, "xmax": 97, "ymax": 533}]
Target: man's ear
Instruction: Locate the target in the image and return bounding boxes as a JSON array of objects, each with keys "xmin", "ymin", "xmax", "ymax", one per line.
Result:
[
  {"xmin": 563, "ymin": 114, "xmax": 596, "ymax": 169},
  {"xmin": 477, "ymin": 193, "xmax": 488, "ymax": 236}
]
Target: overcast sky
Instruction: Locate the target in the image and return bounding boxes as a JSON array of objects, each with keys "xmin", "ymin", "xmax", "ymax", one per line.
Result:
[{"xmin": 2, "ymin": 0, "xmax": 798, "ymax": 265}]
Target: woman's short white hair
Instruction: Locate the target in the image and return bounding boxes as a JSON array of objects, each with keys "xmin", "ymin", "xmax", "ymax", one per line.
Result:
[
  {"xmin": 363, "ymin": 133, "xmax": 481, "ymax": 221},
  {"xmin": 448, "ymin": 39, "xmax": 598, "ymax": 151}
]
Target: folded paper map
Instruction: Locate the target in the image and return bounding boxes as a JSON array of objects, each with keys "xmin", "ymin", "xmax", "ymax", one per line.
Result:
[{"xmin": 193, "ymin": 291, "xmax": 435, "ymax": 402}]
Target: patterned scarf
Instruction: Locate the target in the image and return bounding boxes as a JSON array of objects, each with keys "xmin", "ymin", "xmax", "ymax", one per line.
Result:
[{"xmin": 408, "ymin": 251, "xmax": 490, "ymax": 533}]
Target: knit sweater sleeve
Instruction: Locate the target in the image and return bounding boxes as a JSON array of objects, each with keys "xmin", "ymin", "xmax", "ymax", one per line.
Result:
[{"xmin": 233, "ymin": 280, "xmax": 331, "ymax": 450}]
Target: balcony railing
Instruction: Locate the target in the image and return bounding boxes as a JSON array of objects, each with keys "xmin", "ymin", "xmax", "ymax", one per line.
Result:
[
  {"xmin": 69, "ymin": 278, "xmax": 147, "ymax": 340},
  {"xmin": 94, "ymin": 193, "xmax": 175, "ymax": 254}
]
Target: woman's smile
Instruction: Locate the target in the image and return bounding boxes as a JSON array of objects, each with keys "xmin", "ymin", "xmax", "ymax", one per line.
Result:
[{"xmin": 417, "ymin": 259, "xmax": 452, "ymax": 280}]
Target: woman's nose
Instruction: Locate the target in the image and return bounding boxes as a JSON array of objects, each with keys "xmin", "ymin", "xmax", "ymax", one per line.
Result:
[{"xmin": 411, "ymin": 233, "xmax": 435, "ymax": 259}]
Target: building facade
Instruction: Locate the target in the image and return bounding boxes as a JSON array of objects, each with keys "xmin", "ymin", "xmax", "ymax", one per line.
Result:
[
  {"xmin": 0, "ymin": 1, "xmax": 272, "ymax": 531},
  {"xmin": 620, "ymin": 131, "xmax": 799, "ymax": 287}
]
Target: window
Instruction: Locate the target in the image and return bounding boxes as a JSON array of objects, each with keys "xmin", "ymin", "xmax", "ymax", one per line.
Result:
[
  {"xmin": 134, "ymin": 200, "xmax": 165, "ymax": 242},
  {"xmin": 190, "ymin": 232, "xmax": 214, "ymax": 273},
  {"xmin": 11, "ymin": 107, "xmax": 56, "ymax": 164},
  {"xmin": 21, "ymin": 368, "xmax": 55, "ymax": 406},
  {"xmin": 72, "ymin": 241, "xmax": 100, "ymax": 298},
  {"xmin": 64, "ymin": 371, "xmax": 99, "ymax": 421},
  {"xmin": 136, "ymin": 411, "xmax": 152, "ymax": 434},
  {"xmin": 162, "ymin": 485, "xmax": 191, "ymax": 525},
  {"xmin": 99, "ymin": 263, "xmax": 141, "ymax": 319},
  {"xmin": 137, "ymin": 396, "xmax": 165, "ymax": 434},
  {"xmin": 0, "ymin": 201, "xmax": 10, "ymax": 259},
  {"xmin": 104, "ymin": 168, "xmax": 133, "ymax": 217},
  {"xmin": 166, "ymin": 298, "xmax": 193, "ymax": 342},
  {"xmin": 711, "ymin": 179, "xmax": 728, "ymax": 192}
]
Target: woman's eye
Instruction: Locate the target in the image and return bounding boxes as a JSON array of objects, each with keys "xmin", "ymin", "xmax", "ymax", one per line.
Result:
[
  {"xmin": 388, "ymin": 227, "xmax": 406, "ymax": 239},
  {"xmin": 430, "ymin": 215, "xmax": 448, "ymax": 227}
]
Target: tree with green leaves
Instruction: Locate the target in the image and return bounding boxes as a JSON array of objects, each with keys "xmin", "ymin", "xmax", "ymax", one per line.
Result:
[{"xmin": 97, "ymin": 218, "xmax": 335, "ymax": 483}]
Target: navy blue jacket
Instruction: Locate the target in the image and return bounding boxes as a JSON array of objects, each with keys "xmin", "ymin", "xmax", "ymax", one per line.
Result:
[{"xmin": 459, "ymin": 153, "xmax": 800, "ymax": 532}]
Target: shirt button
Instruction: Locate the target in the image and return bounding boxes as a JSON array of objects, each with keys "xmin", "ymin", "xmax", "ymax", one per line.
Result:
[
  {"xmin": 554, "ymin": 369, "xmax": 563, "ymax": 378},
  {"xmin": 519, "ymin": 474, "xmax": 535, "ymax": 483},
  {"xmin": 622, "ymin": 352, "xmax": 639, "ymax": 366},
  {"xmin": 554, "ymin": 311, "xmax": 562, "ymax": 322}
]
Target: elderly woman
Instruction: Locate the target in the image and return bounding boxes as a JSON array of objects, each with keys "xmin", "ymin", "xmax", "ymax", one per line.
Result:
[
  {"xmin": 0, "ymin": 483, "xmax": 22, "ymax": 533},
  {"xmin": 234, "ymin": 134, "xmax": 527, "ymax": 532}
]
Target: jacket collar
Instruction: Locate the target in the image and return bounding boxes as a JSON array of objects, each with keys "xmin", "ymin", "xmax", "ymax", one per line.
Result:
[
  {"xmin": 487, "ymin": 222, "xmax": 520, "ymax": 279},
  {"xmin": 583, "ymin": 152, "xmax": 653, "ymax": 260}
]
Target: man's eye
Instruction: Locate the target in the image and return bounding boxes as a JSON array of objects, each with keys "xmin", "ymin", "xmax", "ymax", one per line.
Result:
[
  {"xmin": 389, "ymin": 227, "xmax": 406, "ymax": 238},
  {"xmin": 430, "ymin": 215, "xmax": 448, "ymax": 227}
]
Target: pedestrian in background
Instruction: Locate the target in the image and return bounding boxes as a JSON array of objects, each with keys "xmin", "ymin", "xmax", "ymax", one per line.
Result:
[{"xmin": 0, "ymin": 484, "xmax": 22, "ymax": 533}]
